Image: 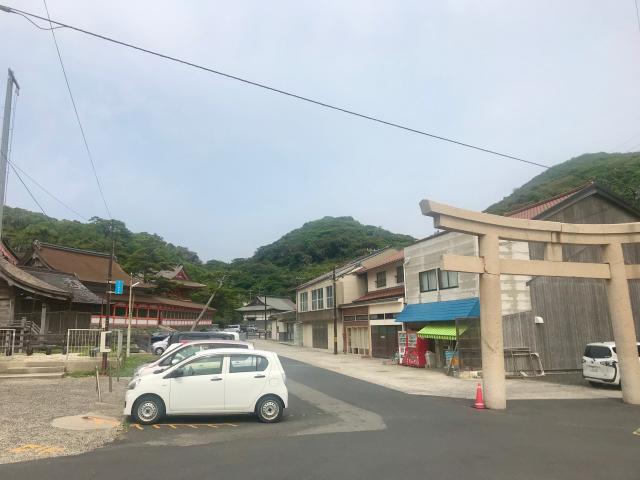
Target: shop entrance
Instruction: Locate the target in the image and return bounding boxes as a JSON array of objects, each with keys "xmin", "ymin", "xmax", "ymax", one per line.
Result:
[{"xmin": 346, "ymin": 327, "xmax": 369, "ymax": 355}]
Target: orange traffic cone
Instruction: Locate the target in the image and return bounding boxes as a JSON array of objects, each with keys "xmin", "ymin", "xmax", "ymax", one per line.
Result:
[{"xmin": 473, "ymin": 382, "xmax": 486, "ymax": 409}]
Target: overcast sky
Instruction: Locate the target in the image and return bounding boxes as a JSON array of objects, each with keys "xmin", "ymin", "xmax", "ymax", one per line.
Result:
[{"xmin": 1, "ymin": 1, "xmax": 639, "ymax": 261}]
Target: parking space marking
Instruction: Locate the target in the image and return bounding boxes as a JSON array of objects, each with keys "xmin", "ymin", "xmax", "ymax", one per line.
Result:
[
  {"xmin": 128, "ymin": 422, "xmax": 240, "ymax": 431},
  {"xmin": 9, "ymin": 444, "xmax": 65, "ymax": 455},
  {"xmin": 633, "ymin": 427, "xmax": 640, "ymax": 436}
]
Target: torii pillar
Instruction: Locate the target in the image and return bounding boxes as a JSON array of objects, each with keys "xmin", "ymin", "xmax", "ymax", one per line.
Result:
[{"xmin": 420, "ymin": 199, "xmax": 640, "ymax": 409}]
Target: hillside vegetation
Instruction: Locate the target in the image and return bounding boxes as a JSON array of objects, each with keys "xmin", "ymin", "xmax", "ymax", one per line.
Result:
[
  {"xmin": 486, "ymin": 152, "xmax": 640, "ymax": 214},
  {"xmin": 2, "ymin": 209, "xmax": 414, "ymax": 320}
]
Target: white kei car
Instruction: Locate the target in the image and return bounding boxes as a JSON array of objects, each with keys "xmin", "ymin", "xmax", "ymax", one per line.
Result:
[
  {"xmin": 125, "ymin": 349, "xmax": 288, "ymax": 424},
  {"xmin": 582, "ymin": 341, "xmax": 640, "ymax": 386},
  {"xmin": 134, "ymin": 340, "xmax": 254, "ymax": 378}
]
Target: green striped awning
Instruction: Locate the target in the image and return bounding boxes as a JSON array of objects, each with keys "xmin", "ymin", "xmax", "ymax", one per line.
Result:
[{"xmin": 417, "ymin": 323, "xmax": 467, "ymax": 340}]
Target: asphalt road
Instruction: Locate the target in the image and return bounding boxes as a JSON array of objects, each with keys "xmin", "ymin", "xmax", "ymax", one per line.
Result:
[{"xmin": 4, "ymin": 357, "xmax": 640, "ymax": 480}]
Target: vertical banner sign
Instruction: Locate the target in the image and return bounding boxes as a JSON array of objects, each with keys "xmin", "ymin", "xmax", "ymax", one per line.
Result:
[{"xmin": 114, "ymin": 280, "xmax": 124, "ymax": 295}]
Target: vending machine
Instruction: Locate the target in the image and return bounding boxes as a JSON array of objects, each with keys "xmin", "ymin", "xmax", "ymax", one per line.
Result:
[{"xmin": 398, "ymin": 330, "xmax": 427, "ymax": 368}]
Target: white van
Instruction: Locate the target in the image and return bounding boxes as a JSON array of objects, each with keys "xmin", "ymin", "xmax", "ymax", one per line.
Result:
[{"xmin": 582, "ymin": 342, "xmax": 640, "ymax": 386}]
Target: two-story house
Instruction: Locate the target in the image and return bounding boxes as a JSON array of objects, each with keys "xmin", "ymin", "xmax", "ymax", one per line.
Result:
[
  {"xmin": 295, "ymin": 248, "xmax": 400, "ymax": 352},
  {"xmin": 342, "ymin": 250, "xmax": 405, "ymax": 358}
]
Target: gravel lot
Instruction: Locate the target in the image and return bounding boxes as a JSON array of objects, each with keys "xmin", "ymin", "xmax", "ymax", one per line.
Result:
[{"xmin": 0, "ymin": 376, "xmax": 128, "ymax": 464}]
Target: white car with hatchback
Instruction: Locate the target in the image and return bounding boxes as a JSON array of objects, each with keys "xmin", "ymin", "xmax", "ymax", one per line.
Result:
[
  {"xmin": 125, "ymin": 349, "xmax": 288, "ymax": 424},
  {"xmin": 582, "ymin": 341, "xmax": 640, "ymax": 386}
]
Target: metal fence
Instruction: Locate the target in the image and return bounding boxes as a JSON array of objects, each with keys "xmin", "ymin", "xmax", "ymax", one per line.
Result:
[
  {"xmin": 66, "ymin": 329, "xmax": 123, "ymax": 360},
  {"xmin": 0, "ymin": 328, "xmax": 15, "ymax": 356}
]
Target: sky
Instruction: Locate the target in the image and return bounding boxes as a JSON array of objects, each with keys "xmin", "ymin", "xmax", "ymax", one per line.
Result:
[{"xmin": 1, "ymin": 1, "xmax": 639, "ymax": 262}]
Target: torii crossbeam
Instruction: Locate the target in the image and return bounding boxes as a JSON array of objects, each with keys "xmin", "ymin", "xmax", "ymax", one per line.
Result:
[{"xmin": 421, "ymin": 199, "xmax": 640, "ymax": 409}]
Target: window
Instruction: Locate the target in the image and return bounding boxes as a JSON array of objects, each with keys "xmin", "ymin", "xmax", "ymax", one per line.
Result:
[
  {"xmin": 396, "ymin": 266, "xmax": 404, "ymax": 284},
  {"xmin": 584, "ymin": 346, "xmax": 612, "ymax": 359},
  {"xmin": 356, "ymin": 314, "xmax": 369, "ymax": 321},
  {"xmin": 343, "ymin": 315, "xmax": 356, "ymax": 321},
  {"xmin": 439, "ymin": 269, "xmax": 459, "ymax": 289},
  {"xmin": 299, "ymin": 292, "xmax": 308, "ymax": 312},
  {"xmin": 311, "ymin": 288, "xmax": 324, "ymax": 310},
  {"xmin": 326, "ymin": 285, "xmax": 334, "ymax": 309},
  {"xmin": 137, "ymin": 308, "xmax": 148, "ymax": 318},
  {"xmin": 228, "ymin": 355, "xmax": 269, "ymax": 373},
  {"xmin": 419, "ymin": 269, "xmax": 438, "ymax": 292},
  {"xmin": 376, "ymin": 271, "xmax": 387, "ymax": 288},
  {"xmin": 149, "ymin": 309, "xmax": 158, "ymax": 319},
  {"xmin": 384, "ymin": 313, "xmax": 396, "ymax": 319},
  {"xmin": 114, "ymin": 306, "xmax": 126, "ymax": 316},
  {"xmin": 369, "ymin": 314, "xmax": 385, "ymax": 320},
  {"xmin": 181, "ymin": 356, "xmax": 223, "ymax": 376},
  {"xmin": 161, "ymin": 344, "xmax": 201, "ymax": 366}
]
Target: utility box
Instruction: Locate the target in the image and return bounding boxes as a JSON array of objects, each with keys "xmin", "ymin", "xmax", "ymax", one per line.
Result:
[{"xmin": 99, "ymin": 331, "xmax": 112, "ymax": 353}]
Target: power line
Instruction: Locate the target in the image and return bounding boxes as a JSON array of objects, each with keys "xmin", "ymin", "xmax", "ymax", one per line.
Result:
[
  {"xmin": 8, "ymin": 161, "xmax": 89, "ymax": 221},
  {"xmin": 9, "ymin": 163, "xmax": 47, "ymax": 215},
  {"xmin": 39, "ymin": 0, "xmax": 112, "ymax": 218},
  {"xmin": 0, "ymin": 4, "xmax": 549, "ymax": 170},
  {"xmin": 635, "ymin": 0, "xmax": 640, "ymax": 36}
]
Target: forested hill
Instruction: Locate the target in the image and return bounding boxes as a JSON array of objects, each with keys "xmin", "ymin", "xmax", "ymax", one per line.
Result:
[
  {"xmin": 1, "ymin": 209, "xmax": 414, "ymax": 319},
  {"xmin": 486, "ymin": 152, "xmax": 640, "ymax": 215}
]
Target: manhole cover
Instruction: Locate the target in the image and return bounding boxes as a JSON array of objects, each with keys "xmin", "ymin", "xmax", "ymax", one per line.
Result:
[{"xmin": 52, "ymin": 413, "xmax": 120, "ymax": 431}]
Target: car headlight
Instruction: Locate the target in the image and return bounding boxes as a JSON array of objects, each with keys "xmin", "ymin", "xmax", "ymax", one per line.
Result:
[{"xmin": 127, "ymin": 378, "xmax": 141, "ymax": 390}]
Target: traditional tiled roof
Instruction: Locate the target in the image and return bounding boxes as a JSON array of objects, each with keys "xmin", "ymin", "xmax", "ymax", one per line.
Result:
[
  {"xmin": 111, "ymin": 293, "xmax": 215, "ymax": 311},
  {"xmin": 24, "ymin": 241, "xmax": 133, "ymax": 285},
  {"xmin": 505, "ymin": 183, "xmax": 593, "ymax": 219},
  {"xmin": 22, "ymin": 268, "xmax": 103, "ymax": 304},
  {"xmin": 237, "ymin": 296, "xmax": 296, "ymax": 312},
  {"xmin": 351, "ymin": 285, "xmax": 405, "ymax": 303},
  {"xmin": 156, "ymin": 265, "xmax": 206, "ymax": 289},
  {"xmin": 0, "ymin": 257, "xmax": 69, "ymax": 300}
]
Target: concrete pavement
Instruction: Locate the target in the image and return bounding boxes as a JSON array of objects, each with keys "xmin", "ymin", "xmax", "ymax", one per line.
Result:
[{"xmin": 253, "ymin": 339, "xmax": 622, "ymax": 400}]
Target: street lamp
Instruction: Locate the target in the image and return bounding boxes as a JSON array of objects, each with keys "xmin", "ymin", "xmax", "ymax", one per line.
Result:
[{"xmin": 126, "ymin": 279, "xmax": 141, "ymax": 358}]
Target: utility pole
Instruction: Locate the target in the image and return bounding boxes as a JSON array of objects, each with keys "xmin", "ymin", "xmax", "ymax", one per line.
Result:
[
  {"xmin": 102, "ymin": 223, "xmax": 115, "ymax": 372},
  {"xmin": 0, "ymin": 69, "xmax": 19, "ymax": 240},
  {"xmin": 264, "ymin": 292, "xmax": 268, "ymax": 338},
  {"xmin": 333, "ymin": 267, "xmax": 338, "ymax": 354},
  {"xmin": 190, "ymin": 275, "xmax": 226, "ymax": 331}
]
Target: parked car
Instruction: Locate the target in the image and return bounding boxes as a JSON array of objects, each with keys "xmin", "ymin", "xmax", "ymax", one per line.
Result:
[
  {"xmin": 167, "ymin": 331, "xmax": 237, "ymax": 346},
  {"xmin": 152, "ymin": 337, "xmax": 169, "ymax": 356},
  {"xmin": 582, "ymin": 341, "xmax": 640, "ymax": 386},
  {"xmin": 150, "ymin": 331, "xmax": 172, "ymax": 344},
  {"xmin": 133, "ymin": 340, "xmax": 255, "ymax": 377},
  {"xmin": 125, "ymin": 349, "xmax": 288, "ymax": 424},
  {"xmin": 225, "ymin": 324, "xmax": 241, "ymax": 333}
]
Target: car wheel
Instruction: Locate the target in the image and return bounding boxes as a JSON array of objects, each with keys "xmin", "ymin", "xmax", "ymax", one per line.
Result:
[
  {"xmin": 154, "ymin": 347, "xmax": 164, "ymax": 355},
  {"xmin": 256, "ymin": 395, "xmax": 283, "ymax": 423},
  {"xmin": 132, "ymin": 395, "xmax": 165, "ymax": 425}
]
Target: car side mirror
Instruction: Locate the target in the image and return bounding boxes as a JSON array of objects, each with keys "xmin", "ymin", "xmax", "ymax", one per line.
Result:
[{"xmin": 153, "ymin": 369, "xmax": 165, "ymax": 375}]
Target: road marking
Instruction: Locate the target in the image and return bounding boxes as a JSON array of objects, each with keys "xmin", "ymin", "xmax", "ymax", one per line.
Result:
[
  {"xmin": 9, "ymin": 444, "xmax": 65, "ymax": 455},
  {"xmin": 187, "ymin": 424, "xmax": 198, "ymax": 429},
  {"xmin": 206, "ymin": 424, "xmax": 219, "ymax": 428},
  {"xmin": 167, "ymin": 424, "xmax": 177, "ymax": 429},
  {"xmin": 633, "ymin": 427, "xmax": 640, "ymax": 436},
  {"xmin": 152, "ymin": 425, "xmax": 160, "ymax": 429},
  {"xmin": 131, "ymin": 424, "xmax": 144, "ymax": 430}
]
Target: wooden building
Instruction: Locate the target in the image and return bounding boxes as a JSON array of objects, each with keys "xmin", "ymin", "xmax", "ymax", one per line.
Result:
[{"xmin": 21, "ymin": 242, "xmax": 214, "ymax": 328}]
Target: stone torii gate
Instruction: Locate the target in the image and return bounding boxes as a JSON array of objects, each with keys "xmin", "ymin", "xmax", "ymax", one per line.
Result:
[{"xmin": 420, "ymin": 199, "xmax": 640, "ymax": 409}]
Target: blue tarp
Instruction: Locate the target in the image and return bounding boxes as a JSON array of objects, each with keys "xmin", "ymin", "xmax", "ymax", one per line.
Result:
[{"xmin": 396, "ymin": 297, "xmax": 480, "ymax": 323}]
